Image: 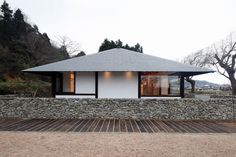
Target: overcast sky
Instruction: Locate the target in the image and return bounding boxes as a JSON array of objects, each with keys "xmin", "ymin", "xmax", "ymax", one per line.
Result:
[{"xmin": 4, "ymin": 0, "xmax": 236, "ymax": 84}]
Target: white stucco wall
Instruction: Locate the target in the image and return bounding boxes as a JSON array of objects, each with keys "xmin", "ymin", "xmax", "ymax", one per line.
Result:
[
  {"xmin": 75, "ymin": 72, "xmax": 95, "ymax": 94},
  {"xmin": 98, "ymin": 72, "xmax": 138, "ymax": 98}
]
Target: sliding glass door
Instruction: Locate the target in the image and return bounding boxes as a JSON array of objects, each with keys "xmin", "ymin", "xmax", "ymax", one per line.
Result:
[{"xmin": 140, "ymin": 72, "xmax": 180, "ymax": 97}]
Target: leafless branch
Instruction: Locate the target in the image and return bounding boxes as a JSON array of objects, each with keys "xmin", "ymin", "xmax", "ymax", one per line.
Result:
[{"xmin": 56, "ymin": 36, "xmax": 80, "ymax": 55}]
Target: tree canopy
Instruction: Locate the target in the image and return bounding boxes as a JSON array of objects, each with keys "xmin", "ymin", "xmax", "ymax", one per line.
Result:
[
  {"xmin": 184, "ymin": 33, "xmax": 236, "ymax": 95},
  {"xmin": 205, "ymin": 33, "xmax": 236, "ymax": 95},
  {"xmin": 98, "ymin": 39, "xmax": 143, "ymax": 53},
  {"xmin": 0, "ymin": 1, "xmax": 71, "ymax": 80}
]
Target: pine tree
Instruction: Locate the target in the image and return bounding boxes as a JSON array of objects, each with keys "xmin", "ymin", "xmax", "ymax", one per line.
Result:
[
  {"xmin": 1, "ymin": 1, "xmax": 12, "ymax": 22},
  {"xmin": 98, "ymin": 39, "xmax": 143, "ymax": 53},
  {"xmin": 13, "ymin": 9, "xmax": 26, "ymax": 37},
  {"xmin": 0, "ymin": 1, "xmax": 13, "ymax": 45}
]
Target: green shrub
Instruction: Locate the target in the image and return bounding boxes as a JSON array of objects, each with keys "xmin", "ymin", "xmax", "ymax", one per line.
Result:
[{"xmin": 0, "ymin": 80, "xmax": 51, "ymax": 97}]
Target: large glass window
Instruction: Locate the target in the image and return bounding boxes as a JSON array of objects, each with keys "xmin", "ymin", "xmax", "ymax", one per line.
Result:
[
  {"xmin": 140, "ymin": 72, "xmax": 180, "ymax": 97},
  {"xmin": 69, "ymin": 72, "xmax": 75, "ymax": 93},
  {"xmin": 63, "ymin": 72, "xmax": 75, "ymax": 93}
]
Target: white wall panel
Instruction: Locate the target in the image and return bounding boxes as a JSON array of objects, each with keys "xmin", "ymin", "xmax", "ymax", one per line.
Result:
[
  {"xmin": 76, "ymin": 72, "xmax": 95, "ymax": 94},
  {"xmin": 98, "ymin": 72, "xmax": 138, "ymax": 98}
]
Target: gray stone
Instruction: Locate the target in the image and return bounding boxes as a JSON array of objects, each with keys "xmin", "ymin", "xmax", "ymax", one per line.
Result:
[{"xmin": 0, "ymin": 96, "xmax": 235, "ymax": 120}]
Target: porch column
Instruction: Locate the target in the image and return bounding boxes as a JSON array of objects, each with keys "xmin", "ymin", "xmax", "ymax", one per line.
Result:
[
  {"xmin": 138, "ymin": 72, "xmax": 141, "ymax": 98},
  {"xmin": 180, "ymin": 76, "xmax": 185, "ymax": 98},
  {"xmin": 95, "ymin": 72, "xmax": 98, "ymax": 98},
  {"xmin": 51, "ymin": 74, "xmax": 56, "ymax": 97}
]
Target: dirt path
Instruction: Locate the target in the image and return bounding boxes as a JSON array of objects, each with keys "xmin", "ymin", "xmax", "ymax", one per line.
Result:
[{"xmin": 0, "ymin": 132, "xmax": 236, "ymax": 157}]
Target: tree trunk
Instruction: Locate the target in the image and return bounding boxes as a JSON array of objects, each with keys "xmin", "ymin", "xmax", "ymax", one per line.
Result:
[
  {"xmin": 232, "ymin": 85, "xmax": 236, "ymax": 95},
  {"xmin": 231, "ymin": 81, "xmax": 236, "ymax": 95},
  {"xmin": 185, "ymin": 77, "xmax": 195, "ymax": 93},
  {"xmin": 229, "ymin": 74, "xmax": 236, "ymax": 95}
]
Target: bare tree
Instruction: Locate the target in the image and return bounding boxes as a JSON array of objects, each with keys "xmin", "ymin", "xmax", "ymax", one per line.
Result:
[
  {"xmin": 56, "ymin": 36, "xmax": 80, "ymax": 56},
  {"xmin": 206, "ymin": 33, "xmax": 236, "ymax": 95},
  {"xmin": 183, "ymin": 50, "xmax": 209, "ymax": 92}
]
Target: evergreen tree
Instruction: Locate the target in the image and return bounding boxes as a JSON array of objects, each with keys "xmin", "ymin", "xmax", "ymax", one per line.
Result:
[
  {"xmin": 0, "ymin": 1, "xmax": 71, "ymax": 79},
  {"xmin": 98, "ymin": 39, "xmax": 143, "ymax": 53},
  {"xmin": 13, "ymin": 9, "xmax": 26, "ymax": 37},
  {"xmin": 0, "ymin": 0, "xmax": 13, "ymax": 45},
  {"xmin": 74, "ymin": 51, "xmax": 86, "ymax": 57},
  {"xmin": 1, "ymin": 1, "xmax": 12, "ymax": 22}
]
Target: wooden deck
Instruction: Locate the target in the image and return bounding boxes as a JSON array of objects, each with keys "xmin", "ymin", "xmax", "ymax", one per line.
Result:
[{"xmin": 0, "ymin": 118, "xmax": 236, "ymax": 133}]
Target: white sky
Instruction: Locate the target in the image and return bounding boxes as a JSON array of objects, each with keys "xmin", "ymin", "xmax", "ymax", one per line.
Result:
[{"xmin": 4, "ymin": 0, "xmax": 236, "ymax": 84}]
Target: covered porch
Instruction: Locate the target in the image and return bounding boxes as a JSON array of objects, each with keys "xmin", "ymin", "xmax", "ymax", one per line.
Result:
[{"xmin": 51, "ymin": 71, "xmax": 198, "ymax": 99}]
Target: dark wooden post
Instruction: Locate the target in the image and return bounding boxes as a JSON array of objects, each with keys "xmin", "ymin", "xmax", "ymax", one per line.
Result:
[
  {"xmin": 74, "ymin": 72, "xmax": 76, "ymax": 94},
  {"xmin": 60, "ymin": 73, "xmax": 63, "ymax": 93},
  {"xmin": 180, "ymin": 75, "xmax": 185, "ymax": 98},
  {"xmin": 51, "ymin": 74, "xmax": 56, "ymax": 97},
  {"xmin": 138, "ymin": 72, "xmax": 141, "ymax": 98},
  {"xmin": 95, "ymin": 72, "xmax": 98, "ymax": 98}
]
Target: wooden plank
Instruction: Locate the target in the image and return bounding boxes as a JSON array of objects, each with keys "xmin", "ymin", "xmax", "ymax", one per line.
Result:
[
  {"xmin": 100, "ymin": 119, "xmax": 109, "ymax": 132},
  {"xmin": 0, "ymin": 119, "xmax": 23, "ymax": 128},
  {"xmin": 0, "ymin": 119, "xmax": 24, "ymax": 130},
  {"xmin": 149, "ymin": 120, "xmax": 166, "ymax": 132},
  {"xmin": 216, "ymin": 122, "xmax": 236, "ymax": 133},
  {"xmin": 178, "ymin": 121, "xmax": 199, "ymax": 133},
  {"xmin": 59, "ymin": 119, "xmax": 78, "ymax": 132},
  {"xmin": 140, "ymin": 120, "xmax": 153, "ymax": 133},
  {"xmin": 16, "ymin": 119, "xmax": 46, "ymax": 131},
  {"xmin": 154, "ymin": 120, "xmax": 173, "ymax": 132},
  {"xmin": 2, "ymin": 119, "xmax": 35, "ymax": 131},
  {"xmin": 198, "ymin": 121, "xmax": 227, "ymax": 133},
  {"xmin": 49, "ymin": 119, "xmax": 71, "ymax": 132},
  {"xmin": 40, "ymin": 119, "xmax": 66, "ymax": 131},
  {"xmin": 67, "ymin": 119, "xmax": 84, "ymax": 132},
  {"xmin": 94, "ymin": 119, "xmax": 104, "ymax": 132},
  {"xmin": 162, "ymin": 121, "xmax": 182, "ymax": 132},
  {"xmin": 207, "ymin": 121, "xmax": 231, "ymax": 133},
  {"xmin": 125, "ymin": 120, "xmax": 133, "ymax": 132},
  {"xmin": 146, "ymin": 120, "xmax": 160, "ymax": 132},
  {"xmin": 80, "ymin": 119, "xmax": 95, "ymax": 132},
  {"xmin": 87, "ymin": 119, "xmax": 99, "ymax": 132},
  {"xmin": 27, "ymin": 119, "xmax": 56, "ymax": 131},
  {"xmin": 190, "ymin": 121, "xmax": 216, "ymax": 133},
  {"xmin": 120, "ymin": 119, "xmax": 127, "ymax": 132},
  {"xmin": 168, "ymin": 121, "xmax": 188, "ymax": 133},
  {"xmin": 135, "ymin": 120, "xmax": 147, "ymax": 132},
  {"xmin": 107, "ymin": 119, "xmax": 115, "ymax": 132},
  {"xmin": 114, "ymin": 119, "xmax": 120, "ymax": 132},
  {"xmin": 36, "ymin": 119, "xmax": 60, "ymax": 131},
  {"xmin": 130, "ymin": 119, "xmax": 140, "ymax": 132},
  {"xmin": 74, "ymin": 119, "xmax": 90, "ymax": 132}
]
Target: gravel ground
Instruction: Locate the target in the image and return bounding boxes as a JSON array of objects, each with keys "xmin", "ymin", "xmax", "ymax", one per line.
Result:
[{"xmin": 0, "ymin": 132, "xmax": 236, "ymax": 157}]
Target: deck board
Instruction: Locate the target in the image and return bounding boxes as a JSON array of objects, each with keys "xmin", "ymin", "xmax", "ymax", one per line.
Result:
[
  {"xmin": 67, "ymin": 119, "xmax": 84, "ymax": 132},
  {"xmin": 114, "ymin": 119, "xmax": 120, "ymax": 132},
  {"xmin": 100, "ymin": 119, "xmax": 109, "ymax": 132},
  {"xmin": 130, "ymin": 119, "xmax": 140, "ymax": 132},
  {"xmin": 0, "ymin": 118, "xmax": 235, "ymax": 133},
  {"xmin": 107, "ymin": 119, "xmax": 115, "ymax": 132},
  {"xmin": 125, "ymin": 120, "xmax": 133, "ymax": 132}
]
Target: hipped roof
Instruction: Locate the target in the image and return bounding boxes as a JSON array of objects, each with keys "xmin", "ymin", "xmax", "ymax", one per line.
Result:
[{"xmin": 23, "ymin": 48, "xmax": 213, "ymax": 76}]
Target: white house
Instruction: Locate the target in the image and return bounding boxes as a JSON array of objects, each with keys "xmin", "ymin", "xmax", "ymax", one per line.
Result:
[{"xmin": 24, "ymin": 48, "xmax": 213, "ymax": 98}]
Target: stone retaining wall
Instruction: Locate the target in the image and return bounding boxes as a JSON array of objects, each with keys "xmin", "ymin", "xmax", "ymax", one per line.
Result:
[{"xmin": 0, "ymin": 97, "xmax": 235, "ymax": 120}]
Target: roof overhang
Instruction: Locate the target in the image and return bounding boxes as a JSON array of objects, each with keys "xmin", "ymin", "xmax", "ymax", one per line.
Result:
[{"xmin": 23, "ymin": 48, "xmax": 214, "ymax": 77}]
